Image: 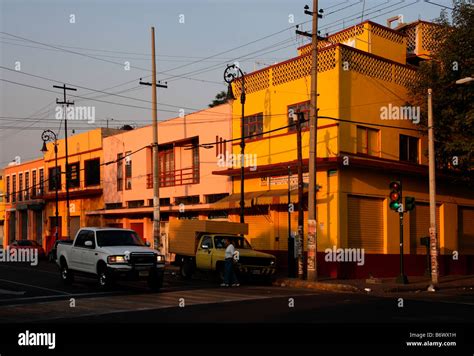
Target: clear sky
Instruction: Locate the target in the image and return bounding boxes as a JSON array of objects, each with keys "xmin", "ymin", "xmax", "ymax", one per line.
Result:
[{"xmin": 0, "ymin": 0, "xmax": 451, "ymax": 165}]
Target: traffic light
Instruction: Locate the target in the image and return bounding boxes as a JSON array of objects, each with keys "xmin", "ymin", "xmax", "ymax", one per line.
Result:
[
  {"xmin": 405, "ymin": 196, "xmax": 415, "ymax": 211},
  {"xmin": 389, "ymin": 181, "xmax": 402, "ymax": 211}
]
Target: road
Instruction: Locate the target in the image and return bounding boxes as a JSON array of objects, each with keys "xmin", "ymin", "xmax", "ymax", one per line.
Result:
[{"xmin": 0, "ymin": 261, "xmax": 472, "ymax": 353}]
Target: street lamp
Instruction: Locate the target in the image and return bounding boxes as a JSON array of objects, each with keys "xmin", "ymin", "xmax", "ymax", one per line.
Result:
[
  {"xmin": 455, "ymin": 76, "xmax": 473, "ymax": 85},
  {"xmin": 224, "ymin": 64, "xmax": 246, "ymax": 223},
  {"xmin": 41, "ymin": 130, "xmax": 59, "ymax": 242}
]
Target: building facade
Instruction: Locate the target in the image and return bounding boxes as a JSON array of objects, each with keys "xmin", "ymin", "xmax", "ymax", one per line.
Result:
[
  {"xmin": 91, "ymin": 104, "xmax": 233, "ymax": 254},
  {"xmin": 213, "ymin": 20, "xmax": 474, "ymax": 277},
  {"xmin": 3, "ymin": 158, "xmax": 45, "ymax": 249}
]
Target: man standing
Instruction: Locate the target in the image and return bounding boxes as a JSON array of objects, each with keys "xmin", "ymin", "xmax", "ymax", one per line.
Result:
[{"xmin": 221, "ymin": 238, "xmax": 239, "ymax": 287}]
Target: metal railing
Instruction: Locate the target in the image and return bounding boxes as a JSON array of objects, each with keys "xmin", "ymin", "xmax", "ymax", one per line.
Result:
[{"xmin": 147, "ymin": 167, "xmax": 199, "ymax": 188}]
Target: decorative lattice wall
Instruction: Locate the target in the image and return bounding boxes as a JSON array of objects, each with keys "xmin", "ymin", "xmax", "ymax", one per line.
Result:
[
  {"xmin": 421, "ymin": 22, "xmax": 444, "ymax": 53},
  {"xmin": 272, "ymin": 47, "xmax": 336, "ymax": 86},
  {"xmin": 341, "ymin": 47, "xmax": 392, "ymax": 82},
  {"xmin": 402, "ymin": 26, "xmax": 417, "ymax": 53},
  {"xmin": 232, "ymin": 68, "xmax": 270, "ymax": 97},
  {"xmin": 394, "ymin": 65, "xmax": 416, "ymax": 87},
  {"xmin": 369, "ymin": 23, "xmax": 405, "ymax": 44}
]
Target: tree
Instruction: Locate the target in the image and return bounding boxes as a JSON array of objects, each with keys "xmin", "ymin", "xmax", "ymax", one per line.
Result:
[
  {"xmin": 408, "ymin": 1, "xmax": 473, "ymax": 184},
  {"xmin": 208, "ymin": 91, "xmax": 229, "ymax": 108}
]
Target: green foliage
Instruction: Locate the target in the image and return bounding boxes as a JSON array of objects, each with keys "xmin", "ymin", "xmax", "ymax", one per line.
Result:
[
  {"xmin": 408, "ymin": 1, "xmax": 473, "ymax": 183},
  {"xmin": 208, "ymin": 91, "xmax": 229, "ymax": 108}
]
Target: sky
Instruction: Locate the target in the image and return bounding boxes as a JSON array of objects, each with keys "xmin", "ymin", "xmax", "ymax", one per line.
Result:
[{"xmin": 0, "ymin": 0, "xmax": 453, "ymax": 166}]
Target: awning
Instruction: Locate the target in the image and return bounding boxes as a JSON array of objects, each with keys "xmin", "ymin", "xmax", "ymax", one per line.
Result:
[
  {"xmin": 211, "ymin": 189, "xmax": 308, "ymax": 209},
  {"xmin": 211, "ymin": 192, "xmax": 264, "ymax": 210}
]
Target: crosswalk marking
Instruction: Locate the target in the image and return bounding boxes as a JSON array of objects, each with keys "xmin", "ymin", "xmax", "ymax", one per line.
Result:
[{"xmin": 0, "ymin": 287, "xmax": 317, "ymax": 322}]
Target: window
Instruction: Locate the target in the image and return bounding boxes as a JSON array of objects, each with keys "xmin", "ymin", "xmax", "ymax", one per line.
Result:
[
  {"xmin": 243, "ymin": 113, "xmax": 263, "ymax": 140},
  {"xmin": 6, "ymin": 176, "xmax": 10, "ymax": 203},
  {"xmin": 39, "ymin": 168, "xmax": 44, "ymax": 195},
  {"xmin": 24, "ymin": 172, "xmax": 29, "ymax": 200},
  {"xmin": 357, "ymin": 126, "xmax": 380, "ymax": 156},
  {"xmin": 49, "ymin": 167, "xmax": 61, "ymax": 191},
  {"xmin": 160, "ymin": 146, "xmax": 174, "ymax": 187},
  {"xmin": 125, "ymin": 151, "xmax": 132, "ymax": 190},
  {"xmin": 400, "ymin": 134, "xmax": 419, "ymax": 163},
  {"xmin": 105, "ymin": 203, "xmax": 122, "ymax": 209},
  {"xmin": 205, "ymin": 193, "xmax": 229, "ymax": 204},
  {"xmin": 85, "ymin": 158, "xmax": 100, "ymax": 186},
  {"xmin": 74, "ymin": 230, "xmax": 90, "ymax": 248},
  {"xmin": 200, "ymin": 236, "xmax": 213, "ymax": 249},
  {"xmin": 12, "ymin": 174, "xmax": 16, "ymax": 202},
  {"xmin": 32, "ymin": 170, "xmax": 37, "ymax": 195},
  {"xmin": 18, "ymin": 173, "xmax": 23, "ymax": 201},
  {"xmin": 117, "ymin": 153, "xmax": 123, "ymax": 191},
  {"xmin": 67, "ymin": 162, "xmax": 80, "ymax": 188},
  {"xmin": 127, "ymin": 200, "xmax": 145, "ymax": 208},
  {"xmin": 288, "ymin": 101, "xmax": 310, "ymax": 132}
]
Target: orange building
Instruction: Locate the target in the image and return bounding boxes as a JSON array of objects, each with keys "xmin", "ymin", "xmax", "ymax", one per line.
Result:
[
  {"xmin": 3, "ymin": 158, "xmax": 45, "ymax": 249},
  {"xmin": 90, "ymin": 104, "xmax": 233, "ymax": 254}
]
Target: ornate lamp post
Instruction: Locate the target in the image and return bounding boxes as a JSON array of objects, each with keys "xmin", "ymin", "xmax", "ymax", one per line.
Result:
[
  {"xmin": 41, "ymin": 130, "xmax": 59, "ymax": 242},
  {"xmin": 224, "ymin": 64, "xmax": 246, "ymax": 223}
]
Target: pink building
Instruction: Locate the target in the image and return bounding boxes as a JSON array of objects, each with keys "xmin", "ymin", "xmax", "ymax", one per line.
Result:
[{"xmin": 88, "ymin": 104, "xmax": 233, "ymax": 252}]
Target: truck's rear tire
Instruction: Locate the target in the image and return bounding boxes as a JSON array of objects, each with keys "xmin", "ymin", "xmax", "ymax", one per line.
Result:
[
  {"xmin": 180, "ymin": 258, "xmax": 194, "ymax": 280},
  {"xmin": 60, "ymin": 259, "xmax": 74, "ymax": 285}
]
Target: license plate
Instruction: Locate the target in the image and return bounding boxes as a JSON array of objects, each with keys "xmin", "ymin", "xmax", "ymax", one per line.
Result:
[
  {"xmin": 139, "ymin": 271, "xmax": 149, "ymax": 277},
  {"xmin": 251, "ymin": 269, "xmax": 261, "ymax": 275}
]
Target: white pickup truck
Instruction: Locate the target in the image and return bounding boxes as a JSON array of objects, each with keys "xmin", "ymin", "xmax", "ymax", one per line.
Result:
[{"xmin": 56, "ymin": 227, "xmax": 165, "ymax": 290}]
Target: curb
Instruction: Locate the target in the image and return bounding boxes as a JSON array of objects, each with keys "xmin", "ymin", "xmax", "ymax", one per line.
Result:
[{"xmin": 274, "ymin": 278, "xmax": 361, "ymax": 293}]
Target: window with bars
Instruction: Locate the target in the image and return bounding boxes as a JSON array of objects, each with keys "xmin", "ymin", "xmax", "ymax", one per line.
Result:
[
  {"xmin": 39, "ymin": 168, "xmax": 44, "ymax": 195},
  {"xmin": 117, "ymin": 153, "xmax": 123, "ymax": 191},
  {"xmin": 67, "ymin": 162, "xmax": 80, "ymax": 188},
  {"xmin": 399, "ymin": 134, "xmax": 419, "ymax": 164},
  {"xmin": 6, "ymin": 176, "xmax": 10, "ymax": 203},
  {"xmin": 288, "ymin": 101, "xmax": 310, "ymax": 132},
  {"xmin": 357, "ymin": 126, "xmax": 380, "ymax": 157},
  {"xmin": 49, "ymin": 167, "xmax": 61, "ymax": 191},
  {"xmin": 12, "ymin": 174, "xmax": 16, "ymax": 202},
  {"xmin": 243, "ymin": 113, "xmax": 263, "ymax": 140},
  {"xmin": 125, "ymin": 151, "xmax": 132, "ymax": 190},
  {"xmin": 160, "ymin": 146, "xmax": 175, "ymax": 187},
  {"xmin": 18, "ymin": 173, "xmax": 23, "ymax": 201},
  {"xmin": 25, "ymin": 171, "xmax": 29, "ymax": 200}
]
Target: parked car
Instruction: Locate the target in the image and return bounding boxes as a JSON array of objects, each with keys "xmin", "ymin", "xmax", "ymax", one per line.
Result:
[
  {"xmin": 56, "ymin": 227, "xmax": 165, "ymax": 290},
  {"xmin": 48, "ymin": 239, "xmax": 73, "ymax": 262},
  {"xmin": 9, "ymin": 240, "xmax": 46, "ymax": 259}
]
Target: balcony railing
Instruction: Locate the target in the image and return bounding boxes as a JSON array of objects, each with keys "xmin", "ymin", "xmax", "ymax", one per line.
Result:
[{"xmin": 147, "ymin": 167, "xmax": 199, "ymax": 188}]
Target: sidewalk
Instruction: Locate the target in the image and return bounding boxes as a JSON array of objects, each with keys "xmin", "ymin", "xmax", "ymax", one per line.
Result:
[{"xmin": 274, "ymin": 274, "xmax": 474, "ymax": 295}]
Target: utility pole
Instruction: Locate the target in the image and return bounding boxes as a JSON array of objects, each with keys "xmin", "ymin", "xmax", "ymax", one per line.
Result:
[
  {"xmin": 139, "ymin": 27, "xmax": 168, "ymax": 253},
  {"xmin": 427, "ymin": 88, "xmax": 439, "ymax": 285},
  {"xmin": 54, "ymin": 84, "xmax": 76, "ymax": 240},
  {"xmin": 296, "ymin": 112, "xmax": 304, "ymax": 279},
  {"xmin": 296, "ymin": 0, "xmax": 323, "ymax": 281}
]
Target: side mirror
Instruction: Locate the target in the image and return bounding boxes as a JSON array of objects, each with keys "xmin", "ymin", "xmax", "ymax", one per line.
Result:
[
  {"xmin": 201, "ymin": 244, "xmax": 209, "ymax": 249},
  {"xmin": 145, "ymin": 241, "xmax": 151, "ymax": 247},
  {"xmin": 84, "ymin": 240, "xmax": 93, "ymax": 247}
]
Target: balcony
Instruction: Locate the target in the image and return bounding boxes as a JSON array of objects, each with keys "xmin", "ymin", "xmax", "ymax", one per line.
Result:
[{"xmin": 147, "ymin": 167, "xmax": 199, "ymax": 188}]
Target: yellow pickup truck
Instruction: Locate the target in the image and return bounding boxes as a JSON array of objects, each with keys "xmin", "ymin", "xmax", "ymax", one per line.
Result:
[{"xmin": 169, "ymin": 220, "xmax": 276, "ymax": 282}]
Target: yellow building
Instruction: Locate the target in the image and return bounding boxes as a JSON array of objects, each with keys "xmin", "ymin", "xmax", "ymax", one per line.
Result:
[
  {"xmin": 214, "ymin": 20, "xmax": 474, "ymax": 278},
  {"xmin": 41, "ymin": 128, "xmax": 121, "ymax": 251}
]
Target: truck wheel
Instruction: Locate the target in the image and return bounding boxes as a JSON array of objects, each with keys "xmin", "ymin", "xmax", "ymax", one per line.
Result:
[
  {"xmin": 180, "ymin": 259, "xmax": 194, "ymax": 280},
  {"xmin": 97, "ymin": 265, "xmax": 114, "ymax": 289},
  {"xmin": 60, "ymin": 260, "xmax": 74, "ymax": 285}
]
